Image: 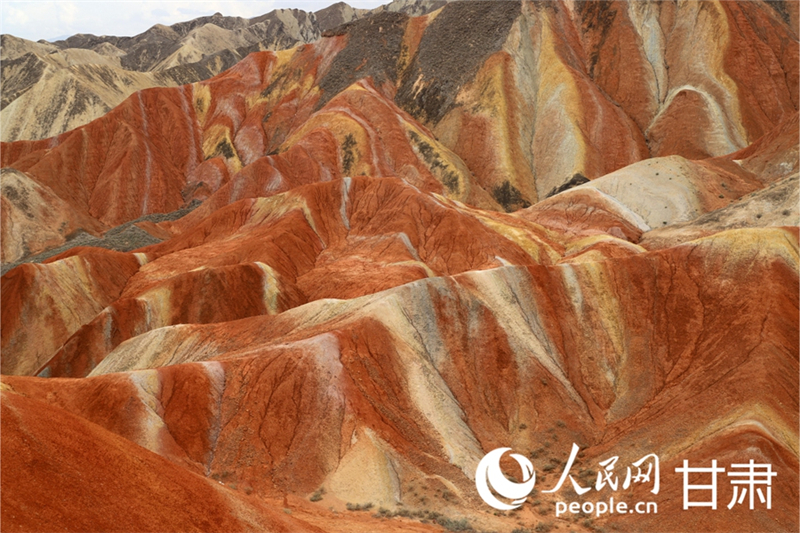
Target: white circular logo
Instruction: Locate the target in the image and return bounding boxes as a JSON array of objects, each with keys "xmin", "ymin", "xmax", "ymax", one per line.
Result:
[{"xmin": 475, "ymin": 447, "xmax": 536, "ymax": 510}]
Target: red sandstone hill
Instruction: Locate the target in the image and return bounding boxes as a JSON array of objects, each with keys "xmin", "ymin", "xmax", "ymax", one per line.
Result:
[
  {"xmin": 0, "ymin": 0, "xmax": 448, "ymax": 142},
  {"xmin": 1, "ymin": 1, "xmax": 798, "ymax": 532},
  {"xmin": 3, "ymin": 0, "xmax": 798, "ymax": 263}
]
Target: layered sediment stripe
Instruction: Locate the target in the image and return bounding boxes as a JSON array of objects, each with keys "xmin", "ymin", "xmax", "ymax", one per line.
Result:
[{"xmin": 1, "ymin": 250, "xmax": 140, "ymax": 376}]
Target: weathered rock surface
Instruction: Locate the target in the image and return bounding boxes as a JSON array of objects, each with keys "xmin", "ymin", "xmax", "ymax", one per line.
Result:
[
  {"xmin": 3, "ymin": 226, "xmax": 797, "ymax": 532},
  {"xmin": 0, "ymin": 48, "xmax": 233, "ymax": 143},
  {"xmin": 640, "ymin": 173, "xmax": 799, "ymax": 248},
  {"xmin": 0, "ymin": 168, "xmax": 105, "ymax": 264},
  {"xmin": 0, "ymin": 388, "xmax": 327, "ymax": 532},
  {"xmin": 1, "ymin": 248, "xmax": 142, "ymax": 376},
  {"xmin": 29, "ymin": 176, "xmax": 560, "ymax": 380},
  {"xmin": 1, "ymin": 1, "xmax": 798, "ymax": 533},
  {"xmin": 0, "ymin": 1, "xmax": 446, "ymax": 142},
  {"xmin": 3, "ymin": 0, "xmax": 797, "ymax": 264}
]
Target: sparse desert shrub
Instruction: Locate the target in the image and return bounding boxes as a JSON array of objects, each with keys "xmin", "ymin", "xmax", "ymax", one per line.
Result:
[
  {"xmin": 542, "ymin": 462, "xmax": 558, "ymax": 473},
  {"xmin": 346, "ymin": 502, "xmax": 374, "ymax": 511},
  {"xmin": 535, "ymin": 522, "xmax": 554, "ymax": 533},
  {"xmin": 373, "ymin": 507, "xmax": 394, "ymax": 519},
  {"xmin": 437, "ymin": 516, "xmax": 471, "ymax": 531}
]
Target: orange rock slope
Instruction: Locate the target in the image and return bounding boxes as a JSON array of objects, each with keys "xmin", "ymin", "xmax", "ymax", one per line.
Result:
[
  {"xmin": 3, "ymin": 0, "xmax": 798, "ymax": 261},
  {"xmin": 1, "ymin": 1, "xmax": 798, "ymax": 532}
]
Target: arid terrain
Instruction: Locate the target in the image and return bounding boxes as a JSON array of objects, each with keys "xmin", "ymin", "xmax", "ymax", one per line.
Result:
[
  {"xmin": 0, "ymin": 0, "xmax": 445, "ymax": 142},
  {"xmin": 1, "ymin": 1, "xmax": 798, "ymax": 532}
]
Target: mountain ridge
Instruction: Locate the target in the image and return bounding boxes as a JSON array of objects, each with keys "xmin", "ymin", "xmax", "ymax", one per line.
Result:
[
  {"xmin": 1, "ymin": 2, "xmax": 798, "ymax": 532},
  {"xmin": 0, "ymin": 0, "xmax": 448, "ymax": 142}
]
